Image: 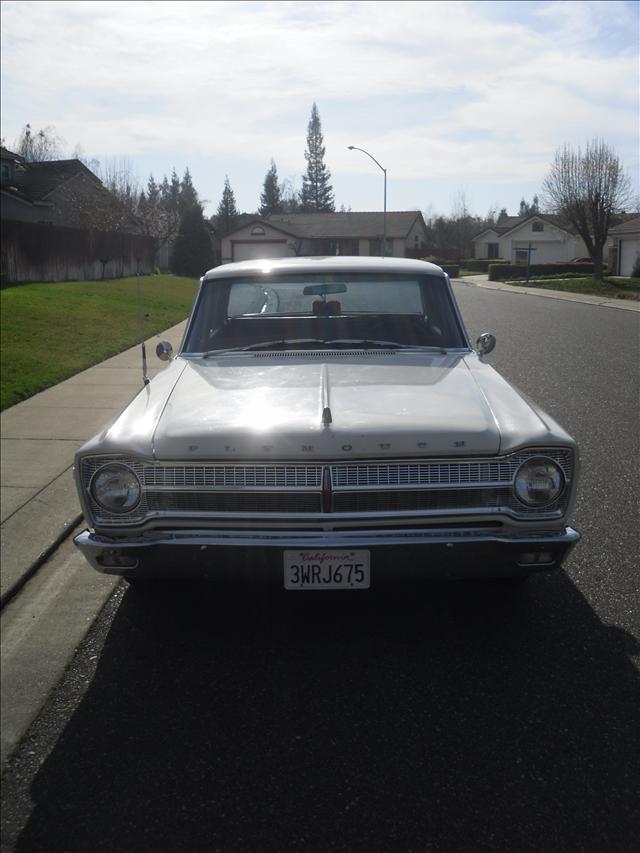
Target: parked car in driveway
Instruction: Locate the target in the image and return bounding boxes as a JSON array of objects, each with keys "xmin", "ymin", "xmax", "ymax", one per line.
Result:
[{"xmin": 74, "ymin": 257, "xmax": 580, "ymax": 589}]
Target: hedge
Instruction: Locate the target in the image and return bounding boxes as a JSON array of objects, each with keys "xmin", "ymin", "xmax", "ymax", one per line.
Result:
[
  {"xmin": 421, "ymin": 257, "xmax": 460, "ymax": 277},
  {"xmin": 460, "ymin": 259, "xmax": 509, "ymax": 272},
  {"xmin": 440, "ymin": 264, "xmax": 460, "ymax": 277},
  {"xmin": 488, "ymin": 262, "xmax": 595, "ymax": 281}
]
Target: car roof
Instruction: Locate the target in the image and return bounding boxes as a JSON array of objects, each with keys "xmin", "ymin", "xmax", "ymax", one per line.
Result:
[{"xmin": 201, "ymin": 256, "xmax": 445, "ymax": 281}]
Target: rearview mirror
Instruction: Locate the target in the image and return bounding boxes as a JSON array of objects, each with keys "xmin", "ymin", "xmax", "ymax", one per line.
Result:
[{"xmin": 302, "ymin": 283, "xmax": 347, "ymax": 296}]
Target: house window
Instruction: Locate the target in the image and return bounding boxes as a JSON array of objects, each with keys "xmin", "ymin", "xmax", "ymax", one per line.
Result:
[
  {"xmin": 532, "ymin": 221, "xmax": 544, "ymax": 232},
  {"xmin": 488, "ymin": 243, "xmax": 499, "ymax": 259},
  {"xmin": 0, "ymin": 161, "xmax": 12, "ymax": 183},
  {"xmin": 251, "ymin": 225, "xmax": 266, "ymax": 236},
  {"xmin": 515, "ymin": 249, "xmax": 529, "ymax": 264}
]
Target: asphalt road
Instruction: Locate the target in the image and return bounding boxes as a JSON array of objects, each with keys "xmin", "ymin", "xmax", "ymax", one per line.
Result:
[{"xmin": 1, "ymin": 282, "xmax": 639, "ymax": 853}]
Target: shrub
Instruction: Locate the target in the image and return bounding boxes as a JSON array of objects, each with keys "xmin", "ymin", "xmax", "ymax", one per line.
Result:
[
  {"xmin": 440, "ymin": 264, "xmax": 460, "ymax": 277},
  {"xmin": 421, "ymin": 257, "xmax": 459, "ymax": 277},
  {"xmin": 488, "ymin": 262, "xmax": 595, "ymax": 281},
  {"xmin": 460, "ymin": 259, "xmax": 509, "ymax": 272}
]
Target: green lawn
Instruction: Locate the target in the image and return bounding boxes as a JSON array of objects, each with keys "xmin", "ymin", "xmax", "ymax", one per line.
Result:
[
  {"xmin": 499, "ymin": 276, "xmax": 640, "ymax": 300},
  {"xmin": 1, "ymin": 275, "xmax": 199, "ymax": 410}
]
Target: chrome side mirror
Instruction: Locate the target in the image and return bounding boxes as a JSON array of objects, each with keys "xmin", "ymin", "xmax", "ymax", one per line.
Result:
[
  {"xmin": 476, "ymin": 332, "xmax": 496, "ymax": 356},
  {"xmin": 156, "ymin": 341, "xmax": 174, "ymax": 361}
]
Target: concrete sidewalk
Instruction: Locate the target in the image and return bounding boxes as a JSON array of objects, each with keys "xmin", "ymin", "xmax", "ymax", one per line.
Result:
[
  {"xmin": 0, "ymin": 321, "xmax": 187, "ymax": 604},
  {"xmin": 458, "ymin": 274, "xmax": 640, "ymax": 312}
]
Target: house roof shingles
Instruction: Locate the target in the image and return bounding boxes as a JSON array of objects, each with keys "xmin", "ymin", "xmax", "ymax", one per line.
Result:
[
  {"xmin": 265, "ymin": 211, "xmax": 423, "ymax": 240},
  {"xmin": 9, "ymin": 159, "xmax": 99, "ymax": 202},
  {"xmin": 472, "ymin": 213, "xmax": 581, "ymax": 241},
  {"xmin": 608, "ymin": 215, "xmax": 640, "ymax": 236}
]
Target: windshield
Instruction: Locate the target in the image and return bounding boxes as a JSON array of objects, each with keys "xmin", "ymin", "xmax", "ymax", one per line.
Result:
[{"xmin": 183, "ymin": 272, "xmax": 467, "ymax": 353}]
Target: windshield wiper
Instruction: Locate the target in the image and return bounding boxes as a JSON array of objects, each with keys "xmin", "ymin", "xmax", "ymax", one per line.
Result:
[
  {"xmin": 326, "ymin": 339, "xmax": 449, "ymax": 354},
  {"xmin": 202, "ymin": 338, "xmax": 327, "ymax": 357}
]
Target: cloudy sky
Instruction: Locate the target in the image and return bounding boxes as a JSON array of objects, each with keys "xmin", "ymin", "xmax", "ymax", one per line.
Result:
[{"xmin": 1, "ymin": 0, "xmax": 638, "ymax": 218}]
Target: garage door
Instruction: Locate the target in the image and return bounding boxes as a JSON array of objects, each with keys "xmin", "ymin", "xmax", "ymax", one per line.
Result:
[
  {"xmin": 232, "ymin": 241, "xmax": 290, "ymax": 262},
  {"xmin": 619, "ymin": 238, "xmax": 640, "ymax": 276}
]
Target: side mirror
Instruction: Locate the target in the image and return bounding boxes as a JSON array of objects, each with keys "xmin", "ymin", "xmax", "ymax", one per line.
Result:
[
  {"xmin": 156, "ymin": 341, "xmax": 174, "ymax": 361},
  {"xmin": 476, "ymin": 332, "xmax": 496, "ymax": 357}
]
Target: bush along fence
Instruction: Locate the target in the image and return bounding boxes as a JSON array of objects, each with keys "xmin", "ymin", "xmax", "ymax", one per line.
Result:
[
  {"xmin": 1, "ymin": 220, "xmax": 156, "ymax": 285},
  {"xmin": 488, "ymin": 262, "xmax": 595, "ymax": 281}
]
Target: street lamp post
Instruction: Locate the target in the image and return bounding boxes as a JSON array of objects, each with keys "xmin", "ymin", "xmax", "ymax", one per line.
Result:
[{"xmin": 348, "ymin": 145, "xmax": 387, "ymax": 257}]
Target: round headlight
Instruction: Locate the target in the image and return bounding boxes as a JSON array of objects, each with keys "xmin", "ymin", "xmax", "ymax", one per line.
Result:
[
  {"xmin": 90, "ymin": 463, "xmax": 141, "ymax": 512},
  {"xmin": 514, "ymin": 457, "xmax": 564, "ymax": 507}
]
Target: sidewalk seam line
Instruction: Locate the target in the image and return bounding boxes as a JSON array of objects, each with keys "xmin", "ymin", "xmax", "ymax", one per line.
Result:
[{"xmin": 1, "ymin": 465, "xmax": 76, "ymax": 527}]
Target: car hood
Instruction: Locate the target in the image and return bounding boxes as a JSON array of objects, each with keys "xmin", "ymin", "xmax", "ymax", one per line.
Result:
[{"xmin": 149, "ymin": 353, "xmax": 504, "ymax": 460}]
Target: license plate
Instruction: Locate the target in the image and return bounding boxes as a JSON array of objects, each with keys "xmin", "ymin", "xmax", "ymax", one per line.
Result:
[{"xmin": 283, "ymin": 550, "xmax": 370, "ymax": 590}]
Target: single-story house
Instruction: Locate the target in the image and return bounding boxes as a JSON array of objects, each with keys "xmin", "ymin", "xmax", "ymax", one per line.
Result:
[
  {"xmin": 607, "ymin": 216, "xmax": 640, "ymax": 276},
  {"xmin": 472, "ymin": 214, "xmax": 588, "ymax": 264},
  {"xmin": 220, "ymin": 211, "xmax": 429, "ymax": 264}
]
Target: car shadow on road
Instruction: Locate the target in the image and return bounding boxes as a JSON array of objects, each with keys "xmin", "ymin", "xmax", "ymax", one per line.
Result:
[{"xmin": 6, "ymin": 572, "xmax": 640, "ymax": 853}]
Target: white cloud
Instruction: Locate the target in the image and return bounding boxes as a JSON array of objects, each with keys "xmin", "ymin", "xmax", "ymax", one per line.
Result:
[{"xmin": 1, "ymin": 0, "xmax": 637, "ymax": 212}]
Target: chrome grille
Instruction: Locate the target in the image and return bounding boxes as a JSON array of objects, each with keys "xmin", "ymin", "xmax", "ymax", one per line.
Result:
[
  {"xmin": 80, "ymin": 448, "xmax": 574, "ymax": 527},
  {"xmin": 331, "ymin": 450, "xmax": 573, "ymax": 488},
  {"xmin": 334, "ymin": 488, "xmax": 514, "ymax": 514},
  {"xmin": 251, "ymin": 351, "xmax": 398, "ymax": 358},
  {"xmin": 146, "ymin": 492, "xmax": 320, "ymax": 514},
  {"xmin": 142, "ymin": 464, "xmax": 322, "ymax": 489}
]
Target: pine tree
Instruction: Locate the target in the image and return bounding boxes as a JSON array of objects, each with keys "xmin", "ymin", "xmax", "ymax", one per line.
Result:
[
  {"xmin": 170, "ymin": 205, "xmax": 215, "ymax": 276},
  {"xmin": 300, "ymin": 103, "xmax": 335, "ymax": 212},
  {"xmin": 167, "ymin": 168, "xmax": 181, "ymax": 212},
  {"xmin": 259, "ymin": 160, "xmax": 283, "ymax": 217},
  {"xmin": 146, "ymin": 174, "xmax": 160, "ymax": 206},
  {"xmin": 215, "ymin": 175, "xmax": 239, "ymax": 234},
  {"xmin": 159, "ymin": 175, "xmax": 171, "ymax": 208},
  {"xmin": 179, "ymin": 167, "xmax": 199, "ymax": 215}
]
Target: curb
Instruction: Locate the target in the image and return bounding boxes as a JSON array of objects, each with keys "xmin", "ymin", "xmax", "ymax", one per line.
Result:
[
  {"xmin": 456, "ymin": 276, "xmax": 640, "ymax": 312},
  {"xmin": 0, "ymin": 514, "xmax": 83, "ymax": 611}
]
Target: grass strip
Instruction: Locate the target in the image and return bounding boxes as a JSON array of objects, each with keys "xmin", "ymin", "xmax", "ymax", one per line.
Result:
[
  {"xmin": 499, "ymin": 276, "xmax": 639, "ymax": 300},
  {"xmin": 1, "ymin": 275, "xmax": 198, "ymax": 410}
]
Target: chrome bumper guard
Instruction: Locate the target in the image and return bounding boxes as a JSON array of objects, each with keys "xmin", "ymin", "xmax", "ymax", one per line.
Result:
[{"xmin": 74, "ymin": 526, "xmax": 581, "ymax": 580}]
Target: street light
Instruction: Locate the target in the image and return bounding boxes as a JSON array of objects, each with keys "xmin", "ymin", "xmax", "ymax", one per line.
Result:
[{"xmin": 348, "ymin": 145, "xmax": 387, "ymax": 257}]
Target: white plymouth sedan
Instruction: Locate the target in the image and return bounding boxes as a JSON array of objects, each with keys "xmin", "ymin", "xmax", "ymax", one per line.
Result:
[{"xmin": 74, "ymin": 257, "xmax": 580, "ymax": 589}]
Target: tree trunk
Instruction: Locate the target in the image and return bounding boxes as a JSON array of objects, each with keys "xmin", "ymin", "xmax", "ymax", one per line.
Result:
[{"xmin": 592, "ymin": 245, "xmax": 604, "ymax": 283}]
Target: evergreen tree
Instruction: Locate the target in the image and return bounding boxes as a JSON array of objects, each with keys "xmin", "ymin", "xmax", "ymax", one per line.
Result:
[
  {"xmin": 170, "ymin": 205, "xmax": 215, "ymax": 276},
  {"xmin": 146, "ymin": 174, "xmax": 160, "ymax": 206},
  {"xmin": 215, "ymin": 175, "xmax": 239, "ymax": 234},
  {"xmin": 180, "ymin": 167, "xmax": 199, "ymax": 215},
  {"xmin": 167, "ymin": 168, "xmax": 181, "ymax": 211},
  {"xmin": 259, "ymin": 160, "xmax": 283, "ymax": 217},
  {"xmin": 300, "ymin": 103, "xmax": 335, "ymax": 212},
  {"xmin": 159, "ymin": 175, "xmax": 171, "ymax": 208},
  {"xmin": 519, "ymin": 195, "xmax": 541, "ymax": 217}
]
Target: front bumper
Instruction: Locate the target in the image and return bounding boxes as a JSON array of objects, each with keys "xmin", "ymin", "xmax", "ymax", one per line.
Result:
[{"xmin": 74, "ymin": 526, "xmax": 581, "ymax": 581}]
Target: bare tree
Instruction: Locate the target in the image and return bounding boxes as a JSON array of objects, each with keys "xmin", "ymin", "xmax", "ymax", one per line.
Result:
[
  {"xmin": 14, "ymin": 123, "xmax": 65, "ymax": 161},
  {"xmin": 542, "ymin": 139, "xmax": 632, "ymax": 281},
  {"xmin": 97, "ymin": 156, "xmax": 142, "ymax": 215}
]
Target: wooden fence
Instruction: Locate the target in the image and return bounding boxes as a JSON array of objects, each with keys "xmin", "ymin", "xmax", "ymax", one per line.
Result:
[{"xmin": 0, "ymin": 220, "xmax": 156, "ymax": 284}]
